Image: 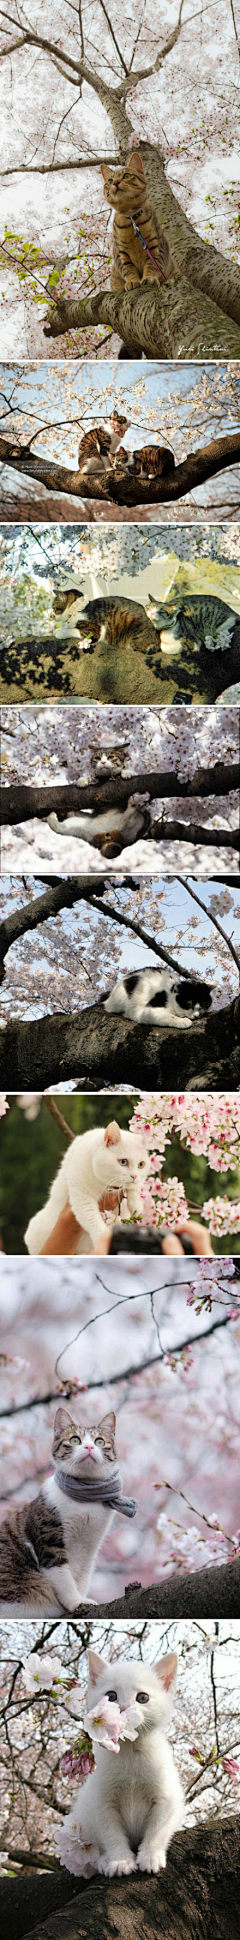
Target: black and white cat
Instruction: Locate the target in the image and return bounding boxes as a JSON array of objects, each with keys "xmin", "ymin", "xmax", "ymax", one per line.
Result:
[
  {"xmin": 56, "ymin": 1647, "xmax": 184, "ymax": 1877},
  {"xmin": 105, "ymin": 968, "xmax": 212, "ymax": 1027},
  {"xmin": 0, "ymin": 1408, "xmax": 136, "ymax": 1616}
]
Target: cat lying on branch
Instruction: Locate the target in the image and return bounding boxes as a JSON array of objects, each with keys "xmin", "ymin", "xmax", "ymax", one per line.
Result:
[{"xmin": 105, "ymin": 969, "xmax": 213, "ymax": 1028}]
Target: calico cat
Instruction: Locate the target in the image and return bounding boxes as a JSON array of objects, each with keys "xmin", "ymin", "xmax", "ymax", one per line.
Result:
[
  {"xmin": 48, "ymin": 795, "xmax": 149, "ymax": 859},
  {"xmin": 105, "ymin": 968, "xmax": 212, "ymax": 1027},
  {"xmin": 73, "ymin": 594, "xmax": 158, "ymax": 655},
  {"xmin": 101, "ymin": 152, "xmax": 178, "ymax": 291},
  {"xmin": 24, "ymin": 1120, "xmax": 149, "ymax": 1255},
  {"xmin": 0, "ymin": 1408, "xmax": 134, "ymax": 1616},
  {"xmin": 78, "ymin": 413, "xmax": 129, "ymax": 477},
  {"xmin": 56, "ymin": 1647, "xmax": 184, "ymax": 1877}
]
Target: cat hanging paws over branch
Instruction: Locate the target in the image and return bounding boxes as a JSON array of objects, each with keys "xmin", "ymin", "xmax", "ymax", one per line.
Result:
[{"xmin": 48, "ymin": 793, "xmax": 150, "ymax": 859}]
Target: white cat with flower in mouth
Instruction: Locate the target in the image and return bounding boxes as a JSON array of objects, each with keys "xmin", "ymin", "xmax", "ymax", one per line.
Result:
[
  {"xmin": 25, "ymin": 1119, "xmax": 149, "ymax": 1256},
  {"xmin": 56, "ymin": 1646, "xmax": 184, "ymax": 1877}
]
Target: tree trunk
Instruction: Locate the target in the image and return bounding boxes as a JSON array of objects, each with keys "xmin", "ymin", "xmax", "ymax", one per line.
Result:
[
  {"xmin": 44, "ymin": 280, "xmax": 240, "ymax": 357},
  {"xmin": 0, "ymin": 996, "xmax": 239, "ymax": 1090},
  {"xmin": 2, "ymin": 1820, "xmax": 239, "ymax": 1940}
]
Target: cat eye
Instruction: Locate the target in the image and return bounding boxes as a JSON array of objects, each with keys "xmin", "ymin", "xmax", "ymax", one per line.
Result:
[
  {"xmin": 136, "ymin": 1692, "xmax": 150, "ymax": 1704},
  {"xmin": 106, "ymin": 1689, "xmax": 118, "ymax": 1701},
  {"xmin": 95, "ymin": 1436, "xmax": 104, "ymax": 1445},
  {"xmin": 138, "ymin": 1161, "xmax": 145, "ymax": 1168},
  {"xmin": 119, "ymin": 1158, "xmax": 129, "ymax": 1166}
]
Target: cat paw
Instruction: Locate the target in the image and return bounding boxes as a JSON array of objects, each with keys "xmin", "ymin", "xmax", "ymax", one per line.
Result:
[
  {"xmin": 138, "ymin": 1845, "xmax": 166, "ymax": 1873},
  {"xmin": 99, "ymin": 1856, "xmax": 137, "ymax": 1876}
]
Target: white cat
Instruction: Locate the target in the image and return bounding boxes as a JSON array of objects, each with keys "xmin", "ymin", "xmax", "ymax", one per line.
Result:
[
  {"xmin": 105, "ymin": 967, "xmax": 212, "ymax": 1028},
  {"xmin": 0, "ymin": 1408, "xmax": 135, "ymax": 1616},
  {"xmin": 24, "ymin": 1120, "xmax": 149, "ymax": 1255},
  {"xmin": 56, "ymin": 1647, "xmax": 184, "ymax": 1877}
]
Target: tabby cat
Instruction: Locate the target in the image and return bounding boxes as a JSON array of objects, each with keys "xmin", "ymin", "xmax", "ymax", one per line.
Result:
[
  {"xmin": 78, "ymin": 413, "xmax": 129, "ymax": 477},
  {"xmin": 116, "ymin": 443, "xmax": 175, "ymax": 480},
  {"xmin": 73, "ymin": 594, "xmax": 159, "ymax": 655},
  {"xmin": 101, "ymin": 152, "xmax": 178, "ymax": 291}
]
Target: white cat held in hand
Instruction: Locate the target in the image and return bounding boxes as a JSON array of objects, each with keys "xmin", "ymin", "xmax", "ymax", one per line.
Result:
[
  {"xmin": 24, "ymin": 1120, "xmax": 149, "ymax": 1255},
  {"xmin": 56, "ymin": 1647, "xmax": 184, "ymax": 1878}
]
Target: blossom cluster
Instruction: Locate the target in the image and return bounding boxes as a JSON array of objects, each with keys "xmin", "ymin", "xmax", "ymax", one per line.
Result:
[{"xmin": 130, "ymin": 1095, "xmax": 240, "ymax": 1237}]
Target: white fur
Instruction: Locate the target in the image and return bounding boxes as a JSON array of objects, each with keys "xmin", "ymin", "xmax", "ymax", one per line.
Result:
[
  {"xmin": 24, "ymin": 1121, "xmax": 149, "ymax": 1254},
  {"xmin": 105, "ymin": 968, "xmax": 211, "ymax": 1028},
  {"xmin": 56, "ymin": 1649, "xmax": 184, "ymax": 1876},
  {"xmin": 48, "ymin": 799, "xmax": 145, "ymax": 849}
]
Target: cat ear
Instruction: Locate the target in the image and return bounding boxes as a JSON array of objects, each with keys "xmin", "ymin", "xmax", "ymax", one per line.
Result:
[
  {"xmin": 101, "ymin": 164, "xmax": 109, "ymax": 179},
  {"xmin": 154, "ymin": 1652, "xmax": 178, "ymax": 1691},
  {"xmin": 104, "ymin": 1120, "xmax": 121, "ymax": 1146},
  {"xmin": 53, "ymin": 1406, "xmax": 74, "ymax": 1435},
  {"xmin": 88, "ymin": 1650, "xmax": 108, "ymax": 1685},
  {"xmin": 128, "ymin": 151, "xmax": 144, "ymax": 174},
  {"xmin": 97, "ymin": 1411, "xmax": 116, "ymax": 1441}
]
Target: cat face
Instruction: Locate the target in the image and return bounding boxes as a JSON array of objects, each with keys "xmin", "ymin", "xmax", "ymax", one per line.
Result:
[
  {"xmin": 110, "ymin": 413, "xmax": 129, "ymax": 434},
  {"xmin": 101, "ymin": 153, "xmax": 145, "ymax": 213},
  {"xmin": 53, "ymin": 1408, "xmax": 116, "ymax": 1478},
  {"xmin": 87, "ymin": 1650, "xmax": 178, "ymax": 1730},
  {"xmin": 93, "ymin": 1122, "xmax": 148, "ymax": 1193}
]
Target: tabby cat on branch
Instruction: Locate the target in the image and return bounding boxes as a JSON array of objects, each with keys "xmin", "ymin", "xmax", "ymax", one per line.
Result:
[
  {"xmin": 77, "ymin": 412, "xmax": 129, "ymax": 477},
  {"xmin": 101, "ymin": 151, "xmax": 178, "ymax": 291}
]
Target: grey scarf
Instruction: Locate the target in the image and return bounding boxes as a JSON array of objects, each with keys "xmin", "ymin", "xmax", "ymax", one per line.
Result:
[{"xmin": 56, "ymin": 1465, "xmax": 137, "ymax": 1519}]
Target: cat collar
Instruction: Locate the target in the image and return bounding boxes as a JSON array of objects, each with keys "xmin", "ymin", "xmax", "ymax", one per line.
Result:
[
  {"xmin": 130, "ymin": 214, "xmax": 169, "ymax": 283},
  {"xmin": 56, "ymin": 1466, "xmax": 138, "ymax": 1519}
]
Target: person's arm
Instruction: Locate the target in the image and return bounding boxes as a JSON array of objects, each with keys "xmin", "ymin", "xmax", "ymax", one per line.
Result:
[
  {"xmin": 39, "ymin": 1202, "xmax": 81, "ymax": 1255},
  {"xmin": 39, "ymin": 1191, "xmax": 120, "ymax": 1256}
]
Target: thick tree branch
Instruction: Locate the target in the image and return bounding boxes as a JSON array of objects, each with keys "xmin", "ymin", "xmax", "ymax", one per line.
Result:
[
  {"xmin": 1, "ymin": 760, "xmax": 239, "ymax": 825},
  {"xmin": 43, "ymin": 279, "xmax": 240, "ymax": 359},
  {"xmin": 1, "ymin": 1820, "xmax": 239, "ymax": 1940},
  {"xmin": 78, "ymin": 1554, "xmax": 240, "ymax": 1617},
  {"xmin": 1, "ymin": 431, "xmax": 240, "ymax": 504},
  {"xmin": 0, "ymin": 993, "xmax": 239, "ymax": 1089}
]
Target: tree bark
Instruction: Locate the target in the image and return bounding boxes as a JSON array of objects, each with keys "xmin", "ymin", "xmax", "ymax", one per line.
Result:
[
  {"xmin": 82, "ymin": 1553, "xmax": 240, "ymax": 1619},
  {"xmin": 44, "ymin": 277, "xmax": 240, "ymax": 358},
  {"xmin": 1, "ymin": 761, "xmax": 239, "ymax": 825},
  {"xmin": 1, "ymin": 432, "xmax": 240, "ymax": 506},
  {"xmin": 0, "ymin": 995, "xmax": 239, "ymax": 1090},
  {"xmin": 2, "ymin": 1820, "xmax": 239, "ymax": 1940}
]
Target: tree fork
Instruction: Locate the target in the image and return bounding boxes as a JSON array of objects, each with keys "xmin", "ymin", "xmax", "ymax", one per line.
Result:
[
  {"xmin": 1, "ymin": 431, "xmax": 240, "ymax": 506},
  {"xmin": 44, "ymin": 280, "xmax": 240, "ymax": 358}
]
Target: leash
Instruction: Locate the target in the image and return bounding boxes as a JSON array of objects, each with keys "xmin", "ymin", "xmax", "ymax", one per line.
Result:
[{"xmin": 130, "ymin": 208, "xmax": 169, "ymax": 284}]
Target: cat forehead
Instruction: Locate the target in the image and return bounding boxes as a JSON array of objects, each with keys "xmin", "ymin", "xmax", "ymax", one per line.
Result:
[{"xmin": 54, "ymin": 1406, "xmax": 116, "ymax": 1436}]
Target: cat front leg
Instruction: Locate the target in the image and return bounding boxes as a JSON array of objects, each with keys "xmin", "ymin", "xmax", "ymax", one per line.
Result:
[
  {"xmin": 126, "ymin": 1184, "xmax": 144, "ymax": 1218},
  {"xmin": 69, "ymin": 1192, "xmax": 109, "ymax": 1249},
  {"xmin": 138, "ymin": 1799, "xmax": 183, "ymax": 1873},
  {"xmin": 97, "ymin": 1811, "xmax": 137, "ymax": 1876},
  {"xmin": 138, "ymin": 1005, "xmax": 193, "ymax": 1028},
  {"xmin": 46, "ymin": 1563, "xmax": 84, "ymax": 1613}
]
